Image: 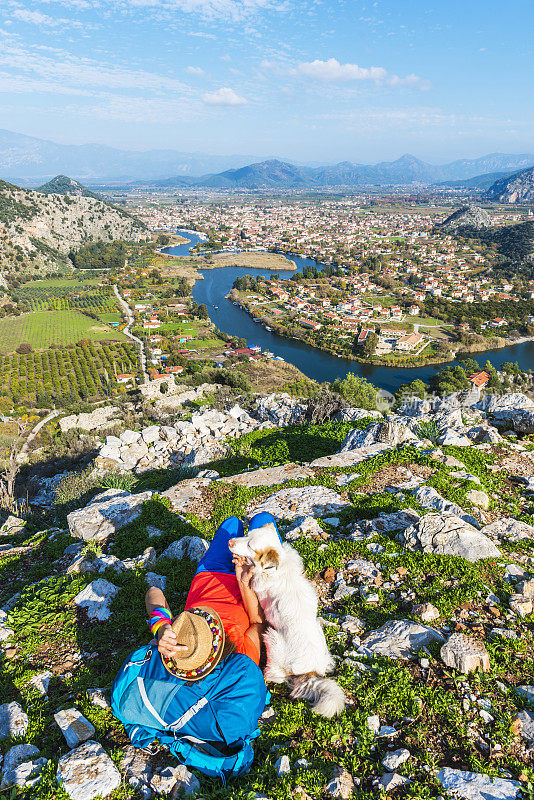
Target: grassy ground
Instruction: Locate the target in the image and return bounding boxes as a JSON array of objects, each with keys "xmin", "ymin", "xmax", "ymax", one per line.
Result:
[
  {"xmin": 0, "ymin": 311, "xmax": 127, "ymax": 352},
  {"xmin": 1, "ymin": 419, "xmax": 533, "ymax": 799}
]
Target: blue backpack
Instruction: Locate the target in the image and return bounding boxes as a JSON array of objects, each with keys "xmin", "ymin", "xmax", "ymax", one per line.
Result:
[{"xmin": 111, "ymin": 643, "xmax": 269, "ymax": 780}]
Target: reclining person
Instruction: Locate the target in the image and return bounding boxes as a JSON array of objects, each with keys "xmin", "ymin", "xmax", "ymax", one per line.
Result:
[{"xmin": 112, "ymin": 512, "xmax": 281, "ymax": 779}]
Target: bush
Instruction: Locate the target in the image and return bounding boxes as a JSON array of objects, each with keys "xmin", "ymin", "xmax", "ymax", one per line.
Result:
[
  {"xmin": 331, "ymin": 373, "xmax": 377, "ymax": 409},
  {"xmin": 306, "ymin": 388, "xmax": 346, "ymax": 424},
  {"xmin": 208, "ymin": 368, "xmax": 251, "ymax": 393},
  {"xmin": 16, "ymin": 343, "xmax": 32, "ymax": 354}
]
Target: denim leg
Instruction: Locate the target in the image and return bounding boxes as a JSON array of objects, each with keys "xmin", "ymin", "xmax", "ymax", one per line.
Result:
[
  {"xmin": 195, "ymin": 516, "xmax": 244, "ymax": 575},
  {"xmin": 248, "ymin": 511, "xmax": 283, "ymax": 543}
]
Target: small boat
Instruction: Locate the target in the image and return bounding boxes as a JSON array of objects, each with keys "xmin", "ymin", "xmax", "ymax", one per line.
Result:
[
  {"xmin": 214, "ymin": 306, "xmax": 218, "ymax": 309},
  {"xmin": 265, "ymin": 326, "xmax": 272, "ymax": 332}
]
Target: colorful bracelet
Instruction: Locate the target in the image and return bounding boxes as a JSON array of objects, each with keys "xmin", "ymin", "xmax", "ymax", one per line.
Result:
[{"xmin": 149, "ymin": 606, "xmax": 172, "ymax": 636}]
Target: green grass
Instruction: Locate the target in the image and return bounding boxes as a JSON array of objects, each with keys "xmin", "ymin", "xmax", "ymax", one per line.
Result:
[{"xmin": 0, "ymin": 311, "xmax": 127, "ymax": 352}]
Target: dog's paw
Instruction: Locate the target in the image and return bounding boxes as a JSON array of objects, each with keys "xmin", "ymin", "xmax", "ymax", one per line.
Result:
[{"xmin": 263, "ymin": 667, "xmax": 287, "ymax": 684}]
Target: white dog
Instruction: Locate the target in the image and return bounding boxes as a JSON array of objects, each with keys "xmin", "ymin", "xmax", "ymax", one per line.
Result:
[{"xmin": 229, "ymin": 523, "xmax": 345, "ymax": 718}]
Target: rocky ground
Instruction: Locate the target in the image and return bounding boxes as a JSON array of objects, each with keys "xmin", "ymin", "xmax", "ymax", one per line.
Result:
[{"xmin": 1, "ymin": 387, "xmax": 534, "ymax": 799}]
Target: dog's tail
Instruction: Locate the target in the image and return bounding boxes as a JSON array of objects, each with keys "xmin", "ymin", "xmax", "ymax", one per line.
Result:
[{"xmin": 289, "ymin": 672, "xmax": 346, "ymax": 718}]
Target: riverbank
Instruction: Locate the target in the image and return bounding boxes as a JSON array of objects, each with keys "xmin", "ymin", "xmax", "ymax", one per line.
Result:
[{"xmin": 234, "ymin": 294, "xmax": 534, "ymax": 370}]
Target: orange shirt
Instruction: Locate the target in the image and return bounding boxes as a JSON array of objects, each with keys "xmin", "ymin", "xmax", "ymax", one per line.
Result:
[{"xmin": 185, "ymin": 571, "xmax": 260, "ymax": 665}]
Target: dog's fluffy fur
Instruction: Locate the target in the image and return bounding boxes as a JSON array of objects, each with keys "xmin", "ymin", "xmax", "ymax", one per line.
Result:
[{"xmin": 229, "ymin": 523, "xmax": 345, "ymax": 718}]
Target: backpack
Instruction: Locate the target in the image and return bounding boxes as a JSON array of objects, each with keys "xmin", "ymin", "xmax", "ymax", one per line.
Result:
[{"xmin": 111, "ymin": 643, "xmax": 269, "ymax": 780}]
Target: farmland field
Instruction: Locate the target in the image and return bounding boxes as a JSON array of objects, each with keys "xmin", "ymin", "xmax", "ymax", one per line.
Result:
[
  {"xmin": 0, "ymin": 311, "xmax": 127, "ymax": 353},
  {"xmin": 0, "ymin": 341, "xmax": 138, "ymax": 406}
]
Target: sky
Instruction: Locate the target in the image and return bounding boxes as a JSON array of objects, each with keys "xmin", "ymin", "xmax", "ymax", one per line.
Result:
[{"xmin": 0, "ymin": 0, "xmax": 532, "ymax": 163}]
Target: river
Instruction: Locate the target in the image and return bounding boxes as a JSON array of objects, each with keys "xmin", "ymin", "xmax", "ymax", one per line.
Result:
[{"xmin": 164, "ymin": 231, "xmax": 534, "ymax": 393}]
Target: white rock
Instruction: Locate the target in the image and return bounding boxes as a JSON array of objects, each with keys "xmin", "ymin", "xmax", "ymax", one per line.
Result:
[
  {"xmin": 381, "ymin": 748, "xmax": 411, "ymax": 771},
  {"xmin": 412, "ymin": 602, "xmax": 440, "ymax": 622},
  {"xmin": 247, "ymin": 485, "xmax": 349, "ymax": 522},
  {"xmin": 275, "ymin": 755, "xmax": 291, "ymax": 776},
  {"xmin": 54, "ymin": 709, "xmax": 95, "ymax": 748},
  {"xmin": 360, "ymin": 619, "xmax": 445, "ymax": 660},
  {"xmin": 120, "ymin": 429, "xmax": 141, "ymax": 445},
  {"xmin": 141, "ymin": 425, "xmax": 161, "ymax": 444},
  {"xmin": 466, "ymin": 489, "xmax": 490, "ymax": 510},
  {"xmin": 145, "ymin": 572, "xmax": 167, "ymax": 590},
  {"xmin": 1, "ymin": 744, "xmax": 41, "ymax": 778},
  {"xmin": 1, "ymin": 757, "xmax": 47, "ymax": 789},
  {"xmin": 436, "ymin": 767, "xmax": 521, "ymax": 800},
  {"xmin": 159, "ymin": 536, "xmax": 209, "ymax": 563},
  {"xmin": 73, "ymin": 579, "xmax": 119, "ymax": 622},
  {"xmin": 440, "ymin": 634, "xmax": 490, "ymax": 674},
  {"xmin": 366, "ymin": 715, "xmax": 380, "ymax": 734},
  {"xmin": 67, "ymin": 490, "xmax": 153, "ymax": 541},
  {"xmin": 87, "ymin": 689, "xmax": 110, "ymax": 710},
  {"xmin": 325, "ymin": 765, "xmax": 354, "ymax": 799},
  {"xmin": 400, "ymin": 513, "xmax": 500, "ymax": 562},
  {"xmin": 56, "ymin": 740, "xmax": 121, "ymax": 800},
  {"xmin": 28, "ymin": 671, "xmax": 52, "ymax": 695},
  {"xmin": 0, "ymin": 702, "xmax": 28, "ymax": 739},
  {"xmin": 514, "ymin": 710, "xmax": 534, "ymax": 742},
  {"xmin": 379, "ymin": 772, "xmax": 411, "ymax": 790}
]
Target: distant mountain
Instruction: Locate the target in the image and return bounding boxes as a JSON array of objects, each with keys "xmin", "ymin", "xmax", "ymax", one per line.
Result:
[
  {"xmin": 0, "ymin": 129, "xmax": 258, "ymax": 183},
  {"xmin": 434, "ymin": 171, "xmax": 514, "ymax": 191},
  {"xmin": 0, "ymin": 178, "xmax": 147, "ymax": 272},
  {"xmin": 2, "ymin": 128, "xmax": 534, "ymax": 187},
  {"xmin": 199, "ymin": 159, "xmax": 312, "ymax": 189},
  {"xmin": 37, "ymin": 174, "xmax": 103, "ymax": 200},
  {"xmin": 438, "ymin": 205, "xmax": 493, "ymax": 231},
  {"xmin": 486, "ymin": 166, "xmax": 534, "ymax": 203}
]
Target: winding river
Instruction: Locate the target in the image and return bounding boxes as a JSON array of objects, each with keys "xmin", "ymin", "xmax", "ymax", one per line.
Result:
[{"xmin": 164, "ymin": 231, "xmax": 534, "ymax": 393}]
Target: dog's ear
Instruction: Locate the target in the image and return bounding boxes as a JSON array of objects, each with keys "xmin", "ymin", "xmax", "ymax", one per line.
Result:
[{"xmin": 255, "ymin": 547, "xmax": 279, "ymax": 572}]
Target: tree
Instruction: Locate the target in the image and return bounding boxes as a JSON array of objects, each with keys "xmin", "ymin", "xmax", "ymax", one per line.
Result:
[
  {"xmin": 363, "ymin": 331, "xmax": 379, "ymax": 358},
  {"xmin": 0, "ymin": 420, "xmax": 29, "ymax": 512},
  {"xmin": 16, "ymin": 343, "xmax": 32, "ymax": 354},
  {"xmin": 331, "ymin": 373, "xmax": 378, "ymax": 410}
]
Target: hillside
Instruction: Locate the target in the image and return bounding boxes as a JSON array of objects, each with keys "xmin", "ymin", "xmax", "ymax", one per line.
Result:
[
  {"xmin": 1, "ymin": 383, "xmax": 534, "ymax": 799},
  {"xmin": 486, "ymin": 166, "xmax": 534, "ymax": 203},
  {"xmin": 37, "ymin": 174, "xmax": 103, "ymax": 200},
  {"xmin": 434, "ymin": 171, "xmax": 513, "ymax": 191},
  {"xmin": 0, "ymin": 179, "xmax": 147, "ymax": 271},
  {"xmin": 438, "ymin": 205, "xmax": 493, "ymax": 231}
]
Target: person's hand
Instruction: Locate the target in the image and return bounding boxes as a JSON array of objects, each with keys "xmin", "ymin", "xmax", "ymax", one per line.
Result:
[
  {"xmin": 157, "ymin": 623, "xmax": 188, "ymax": 659},
  {"xmin": 233, "ymin": 554, "xmax": 254, "ymax": 587}
]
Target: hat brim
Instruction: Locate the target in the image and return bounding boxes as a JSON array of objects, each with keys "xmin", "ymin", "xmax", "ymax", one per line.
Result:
[{"xmin": 162, "ymin": 606, "xmax": 226, "ymax": 682}]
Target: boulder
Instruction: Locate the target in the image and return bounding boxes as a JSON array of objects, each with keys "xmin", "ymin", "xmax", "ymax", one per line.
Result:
[
  {"xmin": 1, "ymin": 757, "xmax": 47, "ymax": 790},
  {"xmin": 67, "ymin": 490, "xmax": 153, "ymax": 541},
  {"xmin": 159, "ymin": 536, "xmax": 209, "ymax": 563},
  {"xmin": 516, "ymin": 686, "xmax": 534, "ymax": 703},
  {"xmin": 441, "ymin": 633, "xmax": 490, "ymax": 673},
  {"xmin": 381, "ymin": 748, "xmax": 411, "ymax": 771},
  {"xmin": 54, "ymin": 709, "xmax": 95, "ymax": 749},
  {"xmin": 141, "ymin": 425, "xmax": 161, "ymax": 444},
  {"xmin": 145, "ymin": 572, "xmax": 167, "ymax": 590},
  {"xmin": 379, "ymin": 772, "xmax": 411, "ymax": 790},
  {"xmin": 466, "ymin": 489, "xmax": 490, "ymax": 509},
  {"xmin": 0, "ymin": 702, "xmax": 28, "ymax": 739},
  {"xmin": 477, "ymin": 392, "xmax": 534, "ymax": 415},
  {"xmin": 73, "ymin": 579, "xmax": 119, "ymax": 621},
  {"xmin": 28, "ymin": 671, "xmax": 52, "ymax": 695},
  {"xmin": 412, "ymin": 485, "xmax": 477, "ymax": 525},
  {"xmin": 400, "ymin": 513, "xmax": 501, "ymax": 562},
  {"xmin": 360, "ymin": 619, "xmax": 445, "ymax": 660},
  {"xmin": 1, "ymin": 744, "xmax": 41, "ymax": 778},
  {"xmin": 59, "ymin": 407, "xmax": 120, "ymax": 434},
  {"xmin": 310, "ymin": 443, "xmax": 392, "ymax": 468},
  {"xmin": 247, "ymin": 486, "xmax": 349, "ymax": 522},
  {"xmin": 337, "ymin": 407, "xmax": 382, "ymax": 421},
  {"xmin": 56, "ymin": 741, "xmax": 121, "ymax": 800},
  {"xmin": 353, "ymin": 509, "xmax": 420, "ymax": 536},
  {"xmin": 285, "ymin": 516, "xmax": 326, "ymax": 541},
  {"xmin": 481, "ymin": 517, "xmax": 534, "ymax": 542},
  {"xmin": 341, "ymin": 419, "xmax": 417, "ymax": 451},
  {"xmin": 436, "ymin": 767, "xmax": 521, "ymax": 800},
  {"xmin": 220, "ymin": 463, "xmax": 315, "ymax": 487},
  {"xmin": 254, "ymin": 393, "xmax": 307, "ymax": 426},
  {"xmin": 161, "ymin": 478, "xmax": 211, "ymax": 515},
  {"xmin": 511, "ymin": 409, "xmax": 534, "ymax": 434},
  {"xmin": 514, "ymin": 710, "xmax": 534, "ymax": 742},
  {"xmin": 412, "ymin": 602, "xmax": 440, "ymax": 622},
  {"xmin": 325, "ymin": 765, "xmax": 354, "ymax": 799}
]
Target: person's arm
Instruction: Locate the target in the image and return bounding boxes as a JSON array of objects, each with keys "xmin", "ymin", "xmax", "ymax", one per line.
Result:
[
  {"xmin": 145, "ymin": 587, "xmax": 186, "ymax": 660},
  {"xmin": 233, "ymin": 556, "xmax": 265, "ymax": 654}
]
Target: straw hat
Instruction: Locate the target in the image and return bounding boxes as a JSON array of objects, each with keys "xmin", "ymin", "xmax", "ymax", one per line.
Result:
[{"xmin": 161, "ymin": 606, "xmax": 226, "ymax": 681}]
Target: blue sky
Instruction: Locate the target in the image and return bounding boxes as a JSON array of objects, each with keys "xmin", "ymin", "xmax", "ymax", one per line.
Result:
[{"xmin": 0, "ymin": 0, "xmax": 531, "ymax": 162}]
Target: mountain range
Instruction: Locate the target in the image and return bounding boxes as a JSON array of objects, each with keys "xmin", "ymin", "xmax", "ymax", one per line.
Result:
[
  {"xmin": 1, "ymin": 129, "xmax": 534, "ymax": 187},
  {"xmin": 485, "ymin": 166, "xmax": 534, "ymax": 204},
  {"xmin": 143, "ymin": 154, "xmax": 534, "ymax": 190}
]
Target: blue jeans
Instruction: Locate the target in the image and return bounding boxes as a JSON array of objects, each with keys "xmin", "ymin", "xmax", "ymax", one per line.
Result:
[{"xmin": 195, "ymin": 513, "xmax": 282, "ymax": 576}]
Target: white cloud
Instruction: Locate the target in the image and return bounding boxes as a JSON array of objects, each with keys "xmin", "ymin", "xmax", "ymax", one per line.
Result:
[
  {"xmin": 12, "ymin": 8, "xmax": 83, "ymax": 27},
  {"xmin": 202, "ymin": 86, "xmax": 247, "ymax": 105},
  {"xmin": 36, "ymin": 0, "xmax": 273, "ymax": 20},
  {"xmin": 186, "ymin": 65, "xmax": 204, "ymax": 76},
  {"xmin": 264, "ymin": 57, "xmax": 430, "ymax": 90}
]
